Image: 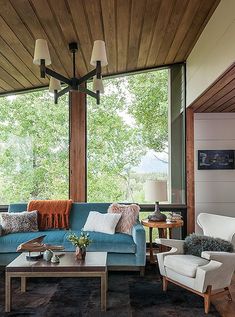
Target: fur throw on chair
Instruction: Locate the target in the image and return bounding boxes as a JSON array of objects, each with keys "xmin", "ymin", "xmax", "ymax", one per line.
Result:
[{"xmin": 184, "ymin": 233, "xmax": 234, "ymax": 257}]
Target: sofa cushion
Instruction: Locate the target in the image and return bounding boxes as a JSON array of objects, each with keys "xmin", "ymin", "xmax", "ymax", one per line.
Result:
[
  {"xmin": 0, "ymin": 230, "xmax": 67, "ymax": 253},
  {"xmin": 63, "ymin": 231, "xmax": 136, "ymax": 254},
  {"xmin": 164, "ymin": 254, "xmax": 209, "ymax": 278}
]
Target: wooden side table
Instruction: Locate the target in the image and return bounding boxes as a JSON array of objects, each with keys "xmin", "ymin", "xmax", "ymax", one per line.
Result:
[{"xmin": 141, "ymin": 219, "xmax": 184, "ymax": 264}]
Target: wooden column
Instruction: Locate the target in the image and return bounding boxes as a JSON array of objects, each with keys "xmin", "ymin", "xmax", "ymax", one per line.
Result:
[
  {"xmin": 186, "ymin": 107, "xmax": 195, "ymax": 233},
  {"xmin": 69, "ymin": 90, "xmax": 86, "ymax": 202}
]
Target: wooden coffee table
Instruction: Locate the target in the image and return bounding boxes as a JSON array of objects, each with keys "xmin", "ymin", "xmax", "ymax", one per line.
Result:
[{"xmin": 5, "ymin": 252, "xmax": 107, "ymax": 312}]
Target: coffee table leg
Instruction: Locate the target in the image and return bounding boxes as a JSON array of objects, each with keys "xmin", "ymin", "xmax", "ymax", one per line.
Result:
[
  {"xmin": 101, "ymin": 273, "xmax": 107, "ymax": 311},
  {"xmin": 21, "ymin": 277, "xmax": 26, "ymax": 292},
  {"xmin": 5, "ymin": 272, "xmax": 11, "ymax": 312}
]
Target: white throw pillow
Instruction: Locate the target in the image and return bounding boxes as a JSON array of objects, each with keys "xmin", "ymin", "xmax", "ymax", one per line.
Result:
[{"xmin": 83, "ymin": 211, "xmax": 121, "ymax": 234}]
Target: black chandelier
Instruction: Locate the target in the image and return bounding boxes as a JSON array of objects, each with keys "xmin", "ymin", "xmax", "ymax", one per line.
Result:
[{"xmin": 33, "ymin": 39, "xmax": 107, "ymax": 104}]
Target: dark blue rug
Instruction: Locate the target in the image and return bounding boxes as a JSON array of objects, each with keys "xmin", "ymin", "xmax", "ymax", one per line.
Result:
[{"xmin": 0, "ymin": 265, "xmax": 220, "ymax": 316}]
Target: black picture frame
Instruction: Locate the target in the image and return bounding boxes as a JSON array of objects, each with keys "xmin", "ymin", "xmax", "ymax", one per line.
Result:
[{"xmin": 198, "ymin": 150, "xmax": 235, "ymax": 170}]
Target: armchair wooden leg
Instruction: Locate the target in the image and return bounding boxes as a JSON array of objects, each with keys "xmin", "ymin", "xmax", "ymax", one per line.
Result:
[
  {"xmin": 204, "ymin": 285, "xmax": 212, "ymax": 314},
  {"xmin": 225, "ymin": 287, "xmax": 233, "ymax": 301},
  {"xmin": 163, "ymin": 276, "xmax": 168, "ymax": 292}
]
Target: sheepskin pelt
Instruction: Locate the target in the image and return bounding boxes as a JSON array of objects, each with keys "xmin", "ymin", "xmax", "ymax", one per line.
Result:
[{"xmin": 184, "ymin": 233, "xmax": 234, "ymax": 257}]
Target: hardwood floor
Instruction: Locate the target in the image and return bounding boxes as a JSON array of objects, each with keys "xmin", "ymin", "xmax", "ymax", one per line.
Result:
[{"xmin": 212, "ymin": 274, "xmax": 235, "ymax": 317}]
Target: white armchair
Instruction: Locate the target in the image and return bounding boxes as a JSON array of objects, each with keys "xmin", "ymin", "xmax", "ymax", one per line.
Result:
[{"xmin": 156, "ymin": 213, "xmax": 235, "ymax": 314}]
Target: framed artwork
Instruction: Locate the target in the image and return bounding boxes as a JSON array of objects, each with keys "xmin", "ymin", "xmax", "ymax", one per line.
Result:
[{"xmin": 198, "ymin": 150, "xmax": 235, "ymax": 170}]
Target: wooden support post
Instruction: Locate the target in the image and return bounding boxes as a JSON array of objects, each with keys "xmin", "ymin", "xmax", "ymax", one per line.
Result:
[
  {"xmin": 186, "ymin": 107, "xmax": 195, "ymax": 234},
  {"xmin": 69, "ymin": 90, "xmax": 86, "ymax": 202}
]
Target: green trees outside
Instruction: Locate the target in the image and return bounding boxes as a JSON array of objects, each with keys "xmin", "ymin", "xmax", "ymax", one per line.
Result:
[
  {"xmin": 0, "ymin": 93, "xmax": 69, "ymax": 203},
  {"xmin": 87, "ymin": 69, "xmax": 168, "ymax": 202},
  {"xmin": 0, "ymin": 69, "xmax": 168, "ymax": 204}
]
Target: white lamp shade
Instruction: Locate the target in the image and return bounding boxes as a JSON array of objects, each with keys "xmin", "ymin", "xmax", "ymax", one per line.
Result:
[
  {"xmin": 93, "ymin": 76, "xmax": 104, "ymax": 94},
  {"xmin": 49, "ymin": 77, "xmax": 61, "ymax": 92},
  {"xmin": 144, "ymin": 180, "xmax": 167, "ymax": 202},
  {"xmin": 90, "ymin": 40, "xmax": 108, "ymax": 67},
  {"xmin": 33, "ymin": 39, "xmax": 51, "ymax": 65}
]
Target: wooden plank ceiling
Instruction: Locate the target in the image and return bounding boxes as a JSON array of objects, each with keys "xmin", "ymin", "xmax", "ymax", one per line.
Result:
[
  {"xmin": 189, "ymin": 63, "xmax": 235, "ymax": 113},
  {"xmin": 0, "ymin": 0, "xmax": 219, "ymax": 94}
]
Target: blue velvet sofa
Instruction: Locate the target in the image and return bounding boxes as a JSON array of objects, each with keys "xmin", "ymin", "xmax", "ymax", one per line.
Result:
[{"xmin": 0, "ymin": 203, "xmax": 146, "ymax": 272}]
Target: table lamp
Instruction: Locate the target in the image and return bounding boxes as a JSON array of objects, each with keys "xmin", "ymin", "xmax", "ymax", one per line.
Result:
[{"xmin": 144, "ymin": 180, "xmax": 167, "ymax": 221}]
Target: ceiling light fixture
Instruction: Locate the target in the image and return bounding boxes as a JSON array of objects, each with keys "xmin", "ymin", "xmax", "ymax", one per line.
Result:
[{"xmin": 33, "ymin": 39, "xmax": 108, "ymax": 104}]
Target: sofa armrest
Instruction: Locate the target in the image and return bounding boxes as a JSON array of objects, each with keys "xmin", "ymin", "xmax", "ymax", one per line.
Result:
[{"xmin": 132, "ymin": 222, "xmax": 146, "ymax": 266}]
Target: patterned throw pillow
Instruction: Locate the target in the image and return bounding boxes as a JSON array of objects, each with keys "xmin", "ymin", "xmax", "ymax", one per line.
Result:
[
  {"xmin": 0, "ymin": 211, "xmax": 39, "ymax": 235},
  {"xmin": 108, "ymin": 203, "xmax": 140, "ymax": 235}
]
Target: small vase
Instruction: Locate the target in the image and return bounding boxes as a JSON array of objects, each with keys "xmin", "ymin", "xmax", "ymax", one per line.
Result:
[
  {"xmin": 43, "ymin": 249, "xmax": 53, "ymax": 262},
  {"xmin": 75, "ymin": 246, "xmax": 86, "ymax": 260}
]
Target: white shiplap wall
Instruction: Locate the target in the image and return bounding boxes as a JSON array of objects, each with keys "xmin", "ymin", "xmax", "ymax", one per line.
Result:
[{"xmin": 195, "ymin": 113, "xmax": 235, "ymax": 231}]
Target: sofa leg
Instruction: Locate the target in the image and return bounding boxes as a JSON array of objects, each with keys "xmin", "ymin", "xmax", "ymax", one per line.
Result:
[
  {"xmin": 163, "ymin": 276, "xmax": 168, "ymax": 292},
  {"xmin": 140, "ymin": 267, "xmax": 145, "ymax": 277},
  {"xmin": 225, "ymin": 287, "xmax": 233, "ymax": 301},
  {"xmin": 204, "ymin": 285, "xmax": 212, "ymax": 314}
]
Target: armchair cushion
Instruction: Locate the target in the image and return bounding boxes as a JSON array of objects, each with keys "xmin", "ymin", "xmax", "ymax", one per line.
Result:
[
  {"xmin": 184, "ymin": 233, "xmax": 234, "ymax": 257},
  {"xmin": 164, "ymin": 254, "xmax": 209, "ymax": 278}
]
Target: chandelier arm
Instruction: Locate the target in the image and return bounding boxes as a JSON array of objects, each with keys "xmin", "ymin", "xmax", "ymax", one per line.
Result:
[
  {"xmin": 57, "ymin": 86, "xmax": 71, "ymax": 98},
  {"xmin": 45, "ymin": 67, "xmax": 71, "ymax": 86},
  {"xmin": 54, "ymin": 86, "xmax": 71, "ymax": 104},
  {"xmin": 79, "ymin": 86, "xmax": 98, "ymax": 99},
  {"xmin": 78, "ymin": 69, "xmax": 97, "ymax": 85}
]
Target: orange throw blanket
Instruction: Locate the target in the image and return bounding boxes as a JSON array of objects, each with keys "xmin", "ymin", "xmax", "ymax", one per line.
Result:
[{"xmin": 27, "ymin": 200, "xmax": 72, "ymax": 230}]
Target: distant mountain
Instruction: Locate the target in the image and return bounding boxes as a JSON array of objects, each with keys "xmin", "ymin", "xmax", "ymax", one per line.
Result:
[{"xmin": 132, "ymin": 150, "xmax": 168, "ymax": 174}]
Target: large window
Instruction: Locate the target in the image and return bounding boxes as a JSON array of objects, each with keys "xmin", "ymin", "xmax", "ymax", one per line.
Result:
[
  {"xmin": 0, "ymin": 65, "xmax": 185, "ymax": 207},
  {"xmin": 0, "ymin": 91, "xmax": 69, "ymax": 204},
  {"xmin": 87, "ymin": 69, "xmax": 170, "ymax": 203}
]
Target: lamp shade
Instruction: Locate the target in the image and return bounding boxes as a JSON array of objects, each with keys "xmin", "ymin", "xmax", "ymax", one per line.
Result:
[
  {"xmin": 93, "ymin": 76, "xmax": 104, "ymax": 94},
  {"xmin": 33, "ymin": 39, "xmax": 51, "ymax": 65},
  {"xmin": 90, "ymin": 40, "xmax": 108, "ymax": 67},
  {"xmin": 49, "ymin": 77, "xmax": 61, "ymax": 92},
  {"xmin": 144, "ymin": 180, "xmax": 167, "ymax": 202}
]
